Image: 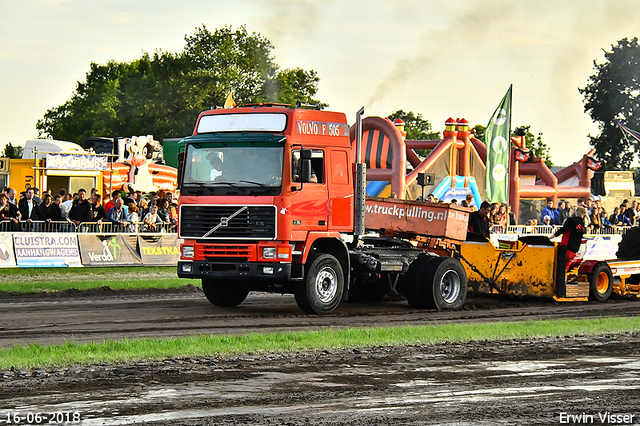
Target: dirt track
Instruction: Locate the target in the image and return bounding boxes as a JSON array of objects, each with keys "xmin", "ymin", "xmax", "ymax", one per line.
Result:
[
  {"xmin": 1, "ymin": 288, "xmax": 639, "ymax": 424},
  {"xmin": 1, "ymin": 287, "xmax": 640, "ymax": 348}
]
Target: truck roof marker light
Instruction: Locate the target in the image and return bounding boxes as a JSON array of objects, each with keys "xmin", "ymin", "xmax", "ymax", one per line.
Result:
[{"xmin": 224, "ymin": 92, "xmax": 236, "ymax": 109}]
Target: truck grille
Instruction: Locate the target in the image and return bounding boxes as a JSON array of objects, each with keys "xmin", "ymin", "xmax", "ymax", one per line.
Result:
[{"xmin": 179, "ymin": 205, "xmax": 276, "ymax": 240}]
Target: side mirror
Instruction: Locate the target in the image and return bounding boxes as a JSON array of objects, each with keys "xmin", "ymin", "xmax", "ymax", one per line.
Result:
[
  {"xmin": 177, "ymin": 151, "xmax": 185, "ymax": 187},
  {"xmin": 300, "ymin": 149, "xmax": 312, "ymax": 183}
]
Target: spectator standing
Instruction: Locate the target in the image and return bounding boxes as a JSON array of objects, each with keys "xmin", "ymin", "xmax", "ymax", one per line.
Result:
[
  {"xmin": 609, "ymin": 207, "xmax": 620, "ymax": 226},
  {"xmin": 126, "ymin": 203, "xmax": 140, "ymax": 232},
  {"xmin": 622, "ymin": 200, "xmax": 635, "ymax": 226},
  {"xmin": 554, "ymin": 201, "xmax": 567, "ymax": 225},
  {"xmin": 507, "ymin": 205, "xmax": 516, "ymax": 226},
  {"xmin": 465, "ymin": 193, "xmax": 476, "ymax": 211},
  {"xmin": 108, "ymin": 198, "xmax": 129, "ymax": 229},
  {"xmin": 67, "ymin": 189, "xmax": 93, "ymax": 226},
  {"xmin": 60, "ymin": 194, "xmax": 74, "ymax": 219},
  {"xmin": 143, "ymin": 205, "xmax": 163, "ymax": 232},
  {"xmin": 4, "ymin": 187, "xmax": 17, "ymax": 205},
  {"xmin": 157, "ymin": 198, "xmax": 172, "ymax": 224},
  {"xmin": 139, "ymin": 198, "xmax": 150, "ymax": 218},
  {"xmin": 104, "ymin": 190, "xmax": 120, "ymax": 214},
  {"xmin": 18, "ymin": 187, "xmax": 41, "ymax": 223},
  {"xmin": 32, "ymin": 187, "xmax": 42, "ymax": 205},
  {"xmin": 126, "ymin": 203, "xmax": 140, "ymax": 222},
  {"xmin": 122, "ymin": 186, "xmax": 135, "ymax": 207},
  {"xmin": 618, "ymin": 205, "xmax": 633, "ymax": 226},
  {"xmin": 0, "ymin": 193, "xmax": 20, "ymax": 230},
  {"xmin": 38, "ymin": 194, "xmax": 62, "ymax": 223},
  {"xmin": 90, "ymin": 193, "xmax": 107, "ymax": 223},
  {"xmin": 541, "ymin": 200, "xmax": 555, "ymax": 224},
  {"xmin": 590, "ymin": 208, "xmax": 602, "ymax": 233},
  {"xmin": 467, "ymin": 201, "xmax": 491, "ymax": 238},
  {"xmin": 553, "ymin": 207, "xmax": 587, "ymax": 271},
  {"xmin": 494, "ymin": 204, "xmax": 508, "ymax": 232}
]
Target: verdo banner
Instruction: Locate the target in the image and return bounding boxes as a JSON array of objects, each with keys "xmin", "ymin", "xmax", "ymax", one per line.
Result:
[
  {"xmin": 78, "ymin": 235, "xmax": 142, "ymax": 266},
  {"xmin": 13, "ymin": 233, "xmax": 81, "ymax": 267}
]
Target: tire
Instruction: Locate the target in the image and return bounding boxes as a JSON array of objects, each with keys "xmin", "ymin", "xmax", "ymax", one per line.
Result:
[
  {"xmin": 295, "ymin": 253, "xmax": 344, "ymax": 315},
  {"xmin": 202, "ymin": 279, "xmax": 249, "ymax": 307},
  {"xmin": 616, "ymin": 227, "xmax": 640, "ymax": 259},
  {"xmin": 404, "ymin": 255, "xmax": 437, "ymax": 309},
  {"xmin": 422, "ymin": 257, "xmax": 468, "ymax": 310},
  {"xmin": 588, "ymin": 262, "xmax": 613, "ymax": 302}
]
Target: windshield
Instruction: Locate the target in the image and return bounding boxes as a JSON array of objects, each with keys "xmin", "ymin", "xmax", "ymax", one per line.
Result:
[{"xmin": 182, "ymin": 145, "xmax": 283, "ymax": 195}]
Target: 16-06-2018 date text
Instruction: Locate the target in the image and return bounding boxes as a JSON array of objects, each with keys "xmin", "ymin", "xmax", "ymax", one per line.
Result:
[{"xmin": 0, "ymin": 412, "xmax": 81, "ymax": 425}]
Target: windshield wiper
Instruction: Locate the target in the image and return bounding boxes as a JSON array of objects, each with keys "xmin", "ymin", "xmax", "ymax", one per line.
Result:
[
  {"xmin": 210, "ymin": 181, "xmax": 241, "ymax": 188},
  {"xmin": 239, "ymin": 180, "xmax": 269, "ymax": 188}
]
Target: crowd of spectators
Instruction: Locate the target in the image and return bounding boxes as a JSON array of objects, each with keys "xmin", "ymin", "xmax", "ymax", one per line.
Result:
[
  {"xmin": 423, "ymin": 192, "xmax": 640, "ymax": 238},
  {"xmin": 522, "ymin": 198, "xmax": 640, "ymax": 233},
  {"xmin": 0, "ymin": 185, "xmax": 178, "ymax": 233}
]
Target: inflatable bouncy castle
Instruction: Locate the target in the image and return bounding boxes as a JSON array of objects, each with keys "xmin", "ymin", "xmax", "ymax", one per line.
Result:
[{"xmin": 351, "ymin": 116, "xmax": 601, "ymax": 223}]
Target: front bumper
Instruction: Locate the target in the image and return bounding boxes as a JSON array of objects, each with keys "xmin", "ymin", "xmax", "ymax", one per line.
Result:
[{"xmin": 178, "ymin": 260, "xmax": 292, "ymax": 281}]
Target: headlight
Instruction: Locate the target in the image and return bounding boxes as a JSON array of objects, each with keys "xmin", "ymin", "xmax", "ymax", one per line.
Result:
[
  {"xmin": 182, "ymin": 245, "xmax": 194, "ymax": 258},
  {"xmin": 262, "ymin": 247, "xmax": 277, "ymax": 259}
]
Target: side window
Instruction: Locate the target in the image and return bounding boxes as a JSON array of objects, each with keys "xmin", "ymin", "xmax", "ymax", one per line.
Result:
[{"xmin": 292, "ymin": 150, "xmax": 324, "ymax": 183}]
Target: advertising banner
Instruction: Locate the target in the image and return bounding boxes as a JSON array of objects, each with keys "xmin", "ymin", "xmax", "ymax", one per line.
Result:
[
  {"xmin": 78, "ymin": 235, "xmax": 142, "ymax": 266},
  {"xmin": 46, "ymin": 153, "xmax": 108, "ymax": 171},
  {"xmin": 13, "ymin": 233, "xmax": 82, "ymax": 267},
  {"xmin": 0, "ymin": 234, "xmax": 16, "ymax": 268},
  {"xmin": 138, "ymin": 235, "xmax": 182, "ymax": 266}
]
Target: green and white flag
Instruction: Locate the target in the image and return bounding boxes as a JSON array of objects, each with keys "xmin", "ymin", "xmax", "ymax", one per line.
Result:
[{"xmin": 485, "ymin": 85, "xmax": 512, "ymax": 204}]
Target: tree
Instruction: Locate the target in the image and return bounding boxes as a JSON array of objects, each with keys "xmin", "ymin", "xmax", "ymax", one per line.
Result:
[
  {"xmin": 579, "ymin": 37, "xmax": 640, "ymax": 169},
  {"xmin": 37, "ymin": 25, "xmax": 323, "ymax": 146},
  {"xmin": 514, "ymin": 126, "xmax": 554, "ymax": 168},
  {"xmin": 472, "ymin": 124, "xmax": 486, "ymax": 142},
  {"xmin": 387, "ymin": 110, "xmax": 440, "ymax": 157},
  {"xmin": 388, "ymin": 110, "xmax": 440, "ymax": 141},
  {"xmin": 2, "ymin": 142, "xmax": 23, "ymax": 159}
]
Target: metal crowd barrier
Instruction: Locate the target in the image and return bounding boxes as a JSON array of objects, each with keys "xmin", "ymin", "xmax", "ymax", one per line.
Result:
[
  {"xmin": 0, "ymin": 220, "xmax": 177, "ymax": 234},
  {"xmin": 499, "ymin": 224, "xmax": 633, "ymax": 236}
]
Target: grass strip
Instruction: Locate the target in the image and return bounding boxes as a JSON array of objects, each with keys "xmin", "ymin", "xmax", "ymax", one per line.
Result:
[
  {"xmin": 0, "ymin": 266, "xmax": 198, "ymax": 292},
  {"xmin": 0, "ymin": 278, "xmax": 198, "ymax": 293},
  {"xmin": 2, "ymin": 316, "xmax": 639, "ymax": 370},
  {"xmin": 0, "ymin": 266, "xmax": 175, "ymax": 279}
]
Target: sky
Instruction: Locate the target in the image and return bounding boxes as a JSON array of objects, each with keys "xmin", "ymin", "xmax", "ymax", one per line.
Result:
[{"xmin": 0, "ymin": 0, "xmax": 639, "ymax": 167}]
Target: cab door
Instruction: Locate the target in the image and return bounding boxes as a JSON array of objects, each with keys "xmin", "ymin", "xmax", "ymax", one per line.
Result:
[{"xmin": 290, "ymin": 149, "xmax": 328, "ymax": 232}]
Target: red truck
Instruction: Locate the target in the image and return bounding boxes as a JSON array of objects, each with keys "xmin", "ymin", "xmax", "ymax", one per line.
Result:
[{"xmin": 177, "ymin": 104, "xmax": 470, "ymax": 314}]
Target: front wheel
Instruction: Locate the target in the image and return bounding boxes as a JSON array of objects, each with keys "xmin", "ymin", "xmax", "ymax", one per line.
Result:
[
  {"xmin": 202, "ymin": 279, "xmax": 249, "ymax": 307},
  {"xmin": 588, "ymin": 263, "xmax": 613, "ymax": 302},
  {"xmin": 295, "ymin": 253, "xmax": 344, "ymax": 315}
]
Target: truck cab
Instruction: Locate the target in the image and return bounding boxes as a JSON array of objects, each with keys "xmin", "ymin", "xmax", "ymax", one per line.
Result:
[{"xmin": 177, "ymin": 105, "xmax": 354, "ymax": 313}]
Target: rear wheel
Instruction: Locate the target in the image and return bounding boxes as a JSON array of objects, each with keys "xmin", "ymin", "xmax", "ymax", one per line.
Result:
[
  {"xmin": 404, "ymin": 255, "xmax": 437, "ymax": 308},
  {"xmin": 588, "ymin": 263, "xmax": 613, "ymax": 302},
  {"xmin": 295, "ymin": 253, "xmax": 344, "ymax": 315},
  {"xmin": 422, "ymin": 257, "xmax": 468, "ymax": 310},
  {"xmin": 202, "ymin": 279, "xmax": 249, "ymax": 307}
]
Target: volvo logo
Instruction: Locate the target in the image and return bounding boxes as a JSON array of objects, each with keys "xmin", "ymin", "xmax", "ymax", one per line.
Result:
[{"xmin": 202, "ymin": 206, "xmax": 248, "ymax": 237}]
